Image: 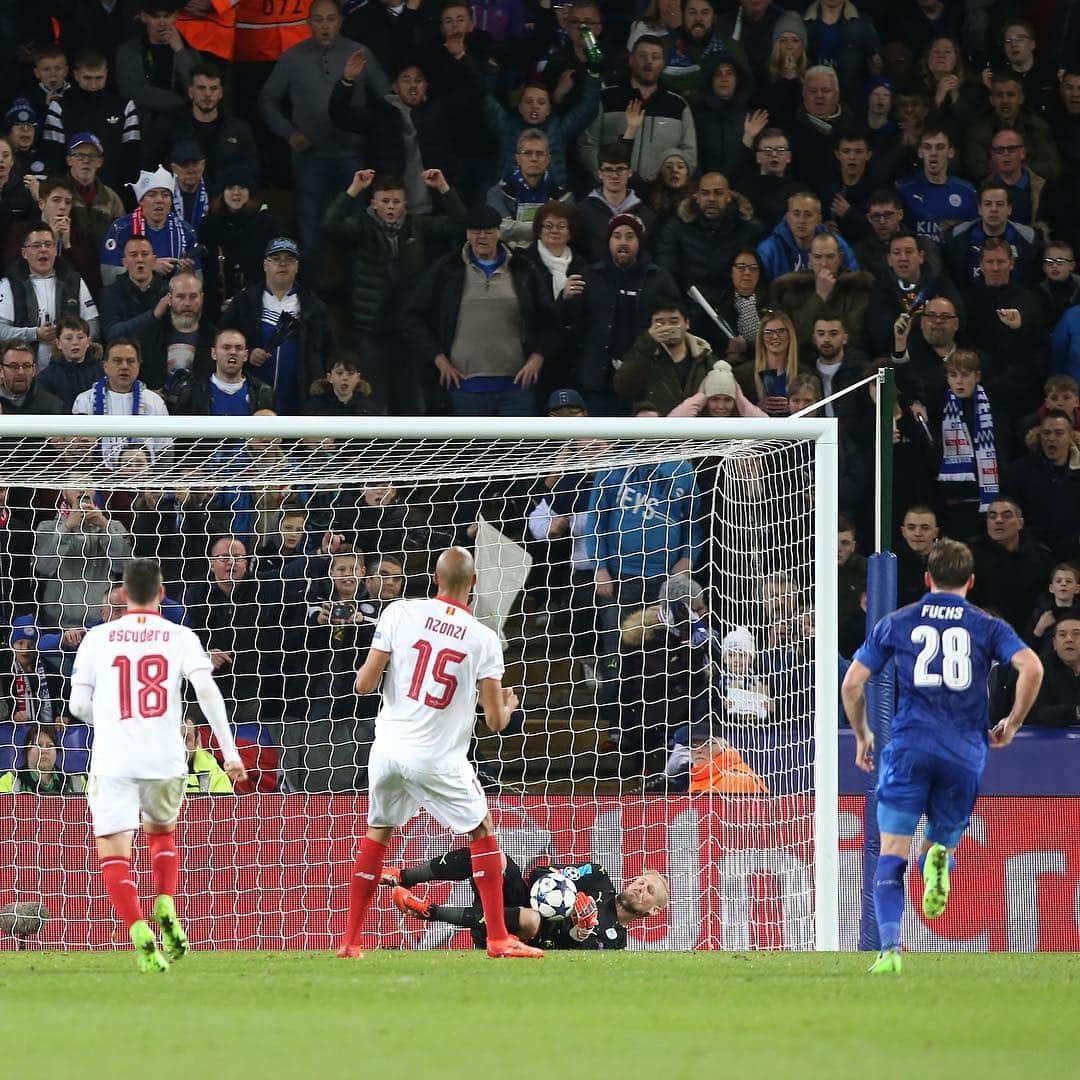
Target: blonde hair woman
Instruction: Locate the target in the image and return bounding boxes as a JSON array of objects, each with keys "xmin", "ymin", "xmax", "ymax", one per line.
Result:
[{"xmin": 753, "ymin": 310, "xmax": 801, "ymax": 416}]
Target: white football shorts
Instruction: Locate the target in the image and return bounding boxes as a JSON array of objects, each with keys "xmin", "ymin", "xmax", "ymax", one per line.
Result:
[
  {"xmin": 367, "ymin": 747, "xmax": 488, "ymax": 834},
  {"xmin": 86, "ymin": 776, "xmax": 186, "ymax": 837}
]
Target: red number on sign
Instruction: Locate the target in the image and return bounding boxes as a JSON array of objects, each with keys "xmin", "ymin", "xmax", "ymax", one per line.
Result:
[
  {"xmin": 112, "ymin": 654, "xmax": 170, "ymax": 720},
  {"xmin": 407, "ymin": 640, "xmax": 466, "ymax": 710}
]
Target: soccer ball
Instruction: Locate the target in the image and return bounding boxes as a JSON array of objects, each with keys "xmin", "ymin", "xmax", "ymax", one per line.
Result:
[{"xmin": 529, "ymin": 872, "xmax": 578, "ymax": 920}]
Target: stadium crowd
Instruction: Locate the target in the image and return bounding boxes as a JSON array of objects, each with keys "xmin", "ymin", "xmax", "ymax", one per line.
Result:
[{"xmin": 0, "ymin": 0, "xmax": 1079, "ymax": 797}]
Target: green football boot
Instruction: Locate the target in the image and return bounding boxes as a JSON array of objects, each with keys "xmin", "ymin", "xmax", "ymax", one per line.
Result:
[
  {"xmin": 922, "ymin": 843, "xmax": 951, "ymax": 919},
  {"xmin": 130, "ymin": 919, "xmax": 169, "ymax": 974},
  {"xmin": 867, "ymin": 948, "xmax": 903, "ymax": 975},
  {"xmin": 153, "ymin": 894, "xmax": 189, "ymax": 962}
]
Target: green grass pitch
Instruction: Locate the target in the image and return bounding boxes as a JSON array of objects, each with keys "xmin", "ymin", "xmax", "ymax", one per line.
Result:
[{"xmin": 1, "ymin": 951, "xmax": 1078, "ymax": 1079}]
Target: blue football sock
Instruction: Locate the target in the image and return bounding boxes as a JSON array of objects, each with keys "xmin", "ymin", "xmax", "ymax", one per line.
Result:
[
  {"xmin": 873, "ymin": 854, "xmax": 907, "ymax": 951},
  {"xmin": 917, "ymin": 850, "xmax": 957, "ymax": 876}
]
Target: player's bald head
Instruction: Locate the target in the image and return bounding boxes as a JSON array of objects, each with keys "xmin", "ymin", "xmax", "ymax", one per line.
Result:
[{"xmin": 435, "ymin": 546, "xmax": 475, "ymax": 592}]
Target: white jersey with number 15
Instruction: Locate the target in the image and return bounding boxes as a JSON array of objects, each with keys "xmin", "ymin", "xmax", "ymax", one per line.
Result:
[
  {"xmin": 372, "ymin": 597, "xmax": 504, "ymax": 763},
  {"xmin": 71, "ymin": 611, "xmax": 215, "ymax": 779}
]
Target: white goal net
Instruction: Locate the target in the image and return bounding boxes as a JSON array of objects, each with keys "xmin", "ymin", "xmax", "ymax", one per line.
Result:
[{"xmin": 0, "ymin": 415, "xmax": 837, "ymax": 951}]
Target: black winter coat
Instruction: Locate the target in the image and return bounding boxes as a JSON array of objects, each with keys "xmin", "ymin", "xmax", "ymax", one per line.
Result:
[
  {"xmin": 219, "ymin": 282, "xmax": 335, "ymax": 406},
  {"xmin": 557, "ymin": 257, "xmax": 680, "ymax": 393},
  {"xmin": 327, "ymin": 79, "xmax": 460, "ymax": 185},
  {"xmin": 655, "ymin": 198, "xmax": 762, "ymax": 300},
  {"xmin": 197, "ymin": 206, "xmax": 280, "ymax": 322},
  {"xmin": 322, "ymin": 188, "xmax": 465, "ymax": 335}
]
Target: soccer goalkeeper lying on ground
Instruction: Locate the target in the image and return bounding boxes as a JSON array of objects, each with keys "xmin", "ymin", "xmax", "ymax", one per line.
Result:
[{"xmin": 387, "ymin": 848, "xmax": 669, "ymax": 950}]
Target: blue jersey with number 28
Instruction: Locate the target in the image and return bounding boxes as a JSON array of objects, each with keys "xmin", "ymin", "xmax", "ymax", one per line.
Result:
[{"xmin": 854, "ymin": 593, "xmax": 1026, "ymax": 774}]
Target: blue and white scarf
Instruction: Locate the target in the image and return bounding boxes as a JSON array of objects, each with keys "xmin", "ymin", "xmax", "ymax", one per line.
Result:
[
  {"xmin": 173, "ymin": 177, "xmax": 210, "ymax": 230},
  {"xmin": 938, "ymin": 385, "xmax": 1000, "ymax": 511},
  {"xmin": 130, "ymin": 205, "xmax": 190, "ymax": 257},
  {"xmin": 92, "ymin": 375, "xmax": 145, "ymax": 467},
  {"xmin": 505, "ymin": 166, "xmax": 559, "ymax": 206}
]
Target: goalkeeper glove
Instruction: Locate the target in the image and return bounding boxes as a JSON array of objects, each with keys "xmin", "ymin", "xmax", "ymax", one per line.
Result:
[{"xmin": 568, "ymin": 890, "xmax": 599, "ymax": 942}]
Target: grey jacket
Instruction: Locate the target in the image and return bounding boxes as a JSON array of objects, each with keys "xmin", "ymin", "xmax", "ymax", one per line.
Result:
[
  {"xmin": 34, "ymin": 515, "xmax": 132, "ymax": 628},
  {"xmin": 259, "ymin": 38, "xmax": 390, "ymax": 155}
]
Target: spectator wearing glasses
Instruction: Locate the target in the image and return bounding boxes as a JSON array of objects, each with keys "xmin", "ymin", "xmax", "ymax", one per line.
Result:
[
  {"xmin": 486, "ymin": 129, "xmax": 573, "ymax": 249},
  {"xmin": 888, "ymin": 293, "xmax": 972, "ymax": 410},
  {"xmin": 732, "ymin": 127, "xmax": 804, "ymax": 231},
  {"xmin": 520, "ymin": 201, "xmax": 589, "ymax": 394},
  {"xmin": 0, "ymin": 222, "xmax": 98, "ymax": 370},
  {"xmin": 945, "ymin": 183, "xmax": 1041, "ymax": 285},
  {"xmin": 61, "ymin": 134, "xmax": 126, "ymax": 253},
  {"xmin": 980, "ymin": 129, "xmax": 1045, "ymax": 229},
  {"xmin": 577, "ymin": 142, "xmax": 657, "ymax": 263},
  {"xmin": 1037, "ymin": 242, "xmax": 1080, "ymax": 329},
  {"xmin": 852, "ymin": 188, "xmax": 941, "ymax": 282},
  {"xmin": 965, "ymin": 73, "xmax": 1061, "ymax": 189},
  {"xmin": 483, "ymin": 70, "xmax": 601, "ymax": 192},
  {"xmin": 0, "ymin": 340, "xmax": 65, "ymax": 416},
  {"xmin": 994, "ymin": 19, "xmax": 1058, "ymax": 117}
]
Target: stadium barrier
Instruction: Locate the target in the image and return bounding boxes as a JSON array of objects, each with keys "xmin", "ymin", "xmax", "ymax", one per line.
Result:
[{"xmin": 2, "ymin": 787, "xmax": 1077, "ymax": 951}]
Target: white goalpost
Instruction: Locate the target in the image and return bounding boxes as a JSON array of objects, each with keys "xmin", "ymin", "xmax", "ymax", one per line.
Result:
[{"xmin": 0, "ymin": 414, "xmax": 838, "ymax": 952}]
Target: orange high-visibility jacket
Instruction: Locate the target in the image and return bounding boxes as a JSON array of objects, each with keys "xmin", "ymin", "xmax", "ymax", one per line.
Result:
[
  {"xmin": 689, "ymin": 749, "xmax": 768, "ymax": 794},
  {"xmin": 234, "ymin": 0, "xmax": 313, "ymax": 63},
  {"xmin": 178, "ymin": 0, "xmax": 240, "ymax": 61}
]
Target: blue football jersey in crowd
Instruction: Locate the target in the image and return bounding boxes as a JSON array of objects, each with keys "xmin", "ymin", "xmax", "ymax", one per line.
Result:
[
  {"xmin": 896, "ymin": 174, "xmax": 978, "ymax": 246},
  {"xmin": 854, "ymin": 593, "xmax": 1026, "ymax": 773}
]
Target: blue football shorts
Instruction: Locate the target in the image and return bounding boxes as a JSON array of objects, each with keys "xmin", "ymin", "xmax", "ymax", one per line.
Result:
[{"xmin": 875, "ymin": 742, "xmax": 981, "ymax": 849}]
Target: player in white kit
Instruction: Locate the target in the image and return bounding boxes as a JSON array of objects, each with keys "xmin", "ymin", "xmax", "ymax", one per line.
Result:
[
  {"xmin": 337, "ymin": 546, "xmax": 543, "ymax": 959},
  {"xmin": 69, "ymin": 559, "xmax": 247, "ymax": 973}
]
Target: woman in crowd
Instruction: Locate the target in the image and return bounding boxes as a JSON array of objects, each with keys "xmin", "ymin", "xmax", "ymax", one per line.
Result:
[
  {"xmin": 741, "ymin": 309, "xmax": 804, "ymax": 416},
  {"xmin": 647, "ymin": 151, "xmax": 694, "ymax": 230},
  {"xmin": 918, "ymin": 34, "xmax": 985, "ymax": 132},
  {"xmin": 197, "ymin": 166, "xmax": 279, "ymax": 322},
  {"xmin": 522, "ymin": 201, "xmax": 589, "ymax": 394}
]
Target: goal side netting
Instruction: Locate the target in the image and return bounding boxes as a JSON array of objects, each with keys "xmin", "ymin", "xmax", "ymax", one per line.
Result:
[{"xmin": 0, "ymin": 416, "xmax": 838, "ymax": 951}]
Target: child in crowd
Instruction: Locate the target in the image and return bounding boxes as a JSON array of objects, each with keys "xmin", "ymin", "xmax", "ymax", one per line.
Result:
[
  {"xmin": 933, "ymin": 350, "xmax": 1008, "ymax": 541},
  {"xmin": 1020, "ymin": 374, "xmax": 1080, "ymax": 436},
  {"xmin": 303, "ymin": 356, "xmax": 379, "ymax": 416},
  {"xmin": 1025, "ymin": 562, "xmax": 1080, "ymax": 659}
]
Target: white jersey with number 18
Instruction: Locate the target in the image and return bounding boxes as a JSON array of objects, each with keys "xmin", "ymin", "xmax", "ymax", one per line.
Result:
[
  {"xmin": 371, "ymin": 596, "xmax": 504, "ymax": 764},
  {"xmin": 71, "ymin": 611, "xmax": 215, "ymax": 779}
]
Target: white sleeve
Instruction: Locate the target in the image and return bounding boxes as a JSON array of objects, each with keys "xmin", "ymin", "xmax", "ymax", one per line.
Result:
[
  {"xmin": 79, "ymin": 280, "xmax": 98, "ymax": 319},
  {"xmin": 0, "ymin": 279, "xmax": 15, "ymax": 324},
  {"xmin": 69, "ymin": 636, "xmax": 97, "ymax": 721},
  {"xmin": 476, "ymin": 628, "xmax": 504, "ymax": 682},
  {"xmin": 189, "ymin": 669, "xmax": 240, "ymax": 764},
  {"xmin": 370, "ymin": 602, "xmax": 400, "ymax": 654}
]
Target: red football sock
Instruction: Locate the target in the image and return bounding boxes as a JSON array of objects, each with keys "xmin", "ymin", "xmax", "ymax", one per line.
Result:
[
  {"xmin": 343, "ymin": 836, "xmax": 387, "ymax": 946},
  {"xmin": 148, "ymin": 833, "xmax": 178, "ymax": 898},
  {"xmin": 100, "ymin": 856, "xmax": 143, "ymax": 929},
  {"xmin": 470, "ymin": 835, "xmax": 509, "ymax": 941}
]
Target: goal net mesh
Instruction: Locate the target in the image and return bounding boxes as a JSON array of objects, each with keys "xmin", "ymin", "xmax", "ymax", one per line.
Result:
[{"xmin": 0, "ymin": 425, "xmax": 827, "ymax": 951}]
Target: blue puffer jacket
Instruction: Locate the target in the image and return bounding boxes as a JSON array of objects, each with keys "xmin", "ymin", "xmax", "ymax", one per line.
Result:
[{"xmin": 756, "ymin": 219, "xmax": 858, "ymax": 282}]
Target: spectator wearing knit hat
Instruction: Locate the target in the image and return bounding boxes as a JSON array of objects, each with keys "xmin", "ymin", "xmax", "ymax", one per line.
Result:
[{"xmin": 558, "ymin": 212, "xmax": 679, "ymax": 415}]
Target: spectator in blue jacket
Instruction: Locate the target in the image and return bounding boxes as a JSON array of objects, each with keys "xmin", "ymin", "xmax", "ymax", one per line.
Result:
[
  {"xmin": 1051, "ymin": 302, "xmax": 1080, "ymax": 384},
  {"xmin": 483, "ymin": 72, "xmax": 601, "ymax": 188},
  {"xmin": 756, "ymin": 191, "xmax": 857, "ymax": 282}
]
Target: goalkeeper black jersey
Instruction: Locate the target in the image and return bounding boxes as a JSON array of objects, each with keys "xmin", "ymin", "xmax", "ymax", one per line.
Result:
[{"xmin": 528, "ymin": 862, "xmax": 628, "ymax": 951}]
